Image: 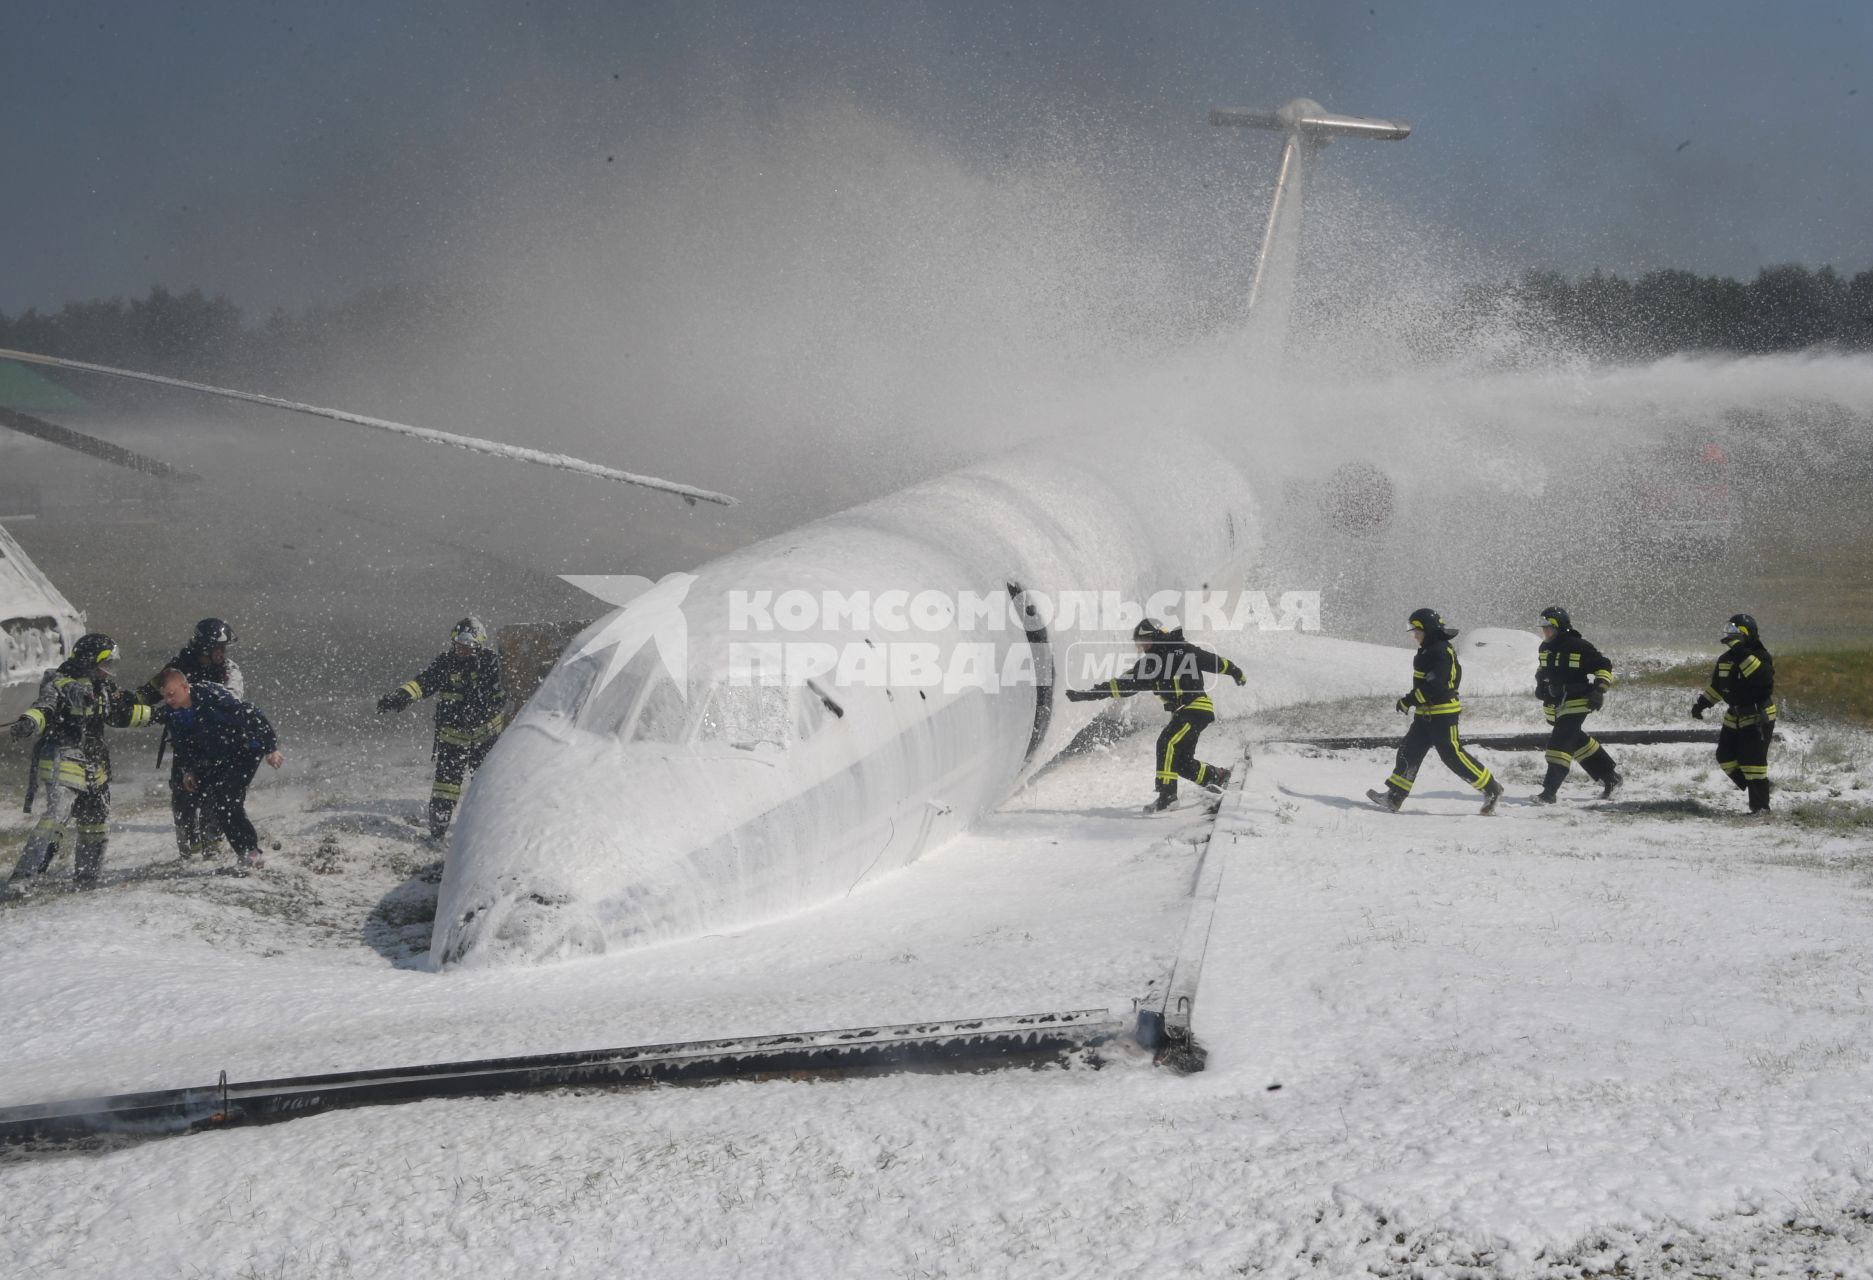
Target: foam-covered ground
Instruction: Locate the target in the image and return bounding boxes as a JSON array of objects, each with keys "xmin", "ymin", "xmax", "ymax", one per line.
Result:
[{"xmin": 5, "ymin": 636, "xmax": 1873, "ymax": 1277}]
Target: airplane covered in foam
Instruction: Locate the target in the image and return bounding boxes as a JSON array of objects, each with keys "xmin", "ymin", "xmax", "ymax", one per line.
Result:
[{"xmin": 433, "ymin": 441, "xmax": 1259, "ymax": 965}]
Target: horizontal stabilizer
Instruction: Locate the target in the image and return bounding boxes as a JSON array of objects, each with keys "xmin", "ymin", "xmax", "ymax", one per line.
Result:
[{"xmin": 1209, "ymin": 104, "xmax": 1411, "ymax": 141}]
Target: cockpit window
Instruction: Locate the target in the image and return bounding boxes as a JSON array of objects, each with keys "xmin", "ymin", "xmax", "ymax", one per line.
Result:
[
  {"xmin": 531, "ymin": 634, "xmax": 689, "ymax": 741},
  {"xmin": 630, "ymin": 673, "xmax": 692, "ymax": 743},
  {"xmin": 696, "ymin": 685, "xmax": 794, "ymax": 749}
]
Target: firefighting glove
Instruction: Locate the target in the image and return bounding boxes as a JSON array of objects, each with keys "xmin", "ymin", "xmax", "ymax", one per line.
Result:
[
  {"xmin": 1231, "ymin": 669, "xmax": 1247, "ymax": 686},
  {"xmin": 8, "ymin": 717, "xmax": 35, "ymax": 741},
  {"xmin": 1587, "ymin": 682, "xmax": 1607, "ymax": 712},
  {"xmin": 1690, "ymin": 697, "xmax": 1710, "ymax": 720},
  {"xmin": 1064, "ymin": 689, "xmax": 1099, "ymax": 702},
  {"xmin": 378, "ymin": 690, "xmax": 413, "ymax": 713},
  {"xmin": 1395, "ymin": 697, "xmax": 1413, "ymax": 715}
]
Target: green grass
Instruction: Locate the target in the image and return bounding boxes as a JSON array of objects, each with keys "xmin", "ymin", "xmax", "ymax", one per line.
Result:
[
  {"xmin": 1780, "ymin": 800, "xmax": 1873, "ymax": 833},
  {"xmin": 1627, "ymin": 648, "xmax": 1873, "ymax": 727}
]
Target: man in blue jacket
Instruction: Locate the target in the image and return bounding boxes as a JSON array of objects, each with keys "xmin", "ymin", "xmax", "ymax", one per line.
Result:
[{"xmin": 155, "ymin": 668, "xmax": 284, "ymax": 873}]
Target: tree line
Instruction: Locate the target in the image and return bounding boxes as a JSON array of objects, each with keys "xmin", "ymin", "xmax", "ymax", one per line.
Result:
[
  {"xmin": 0, "ymin": 282, "xmax": 476, "ymax": 398},
  {"xmin": 1457, "ymin": 264, "xmax": 1873, "ymax": 360},
  {"xmin": 3, "ymin": 265, "xmax": 1872, "ymax": 388}
]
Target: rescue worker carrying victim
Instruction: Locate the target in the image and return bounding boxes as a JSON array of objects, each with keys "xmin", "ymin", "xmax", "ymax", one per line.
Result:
[
  {"xmin": 1532, "ymin": 606, "xmax": 1622, "ymax": 804},
  {"xmin": 156, "ymin": 668, "xmax": 284, "ymax": 874},
  {"xmin": 1064, "ymin": 617, "xmax": 1245, "ymax": 813},
  {"xmin": 6, "ymin": 633, "xmax": 156, "ymax": 895},
  {"xmin": 137, "ymin": 616, "xmax": 245, "ymax": 859},
  {"xmin": 1367, "ymin": 608, "xmax": 1504, "ymax": 815},
  {"xmin": 377, "ymin": 617, "xmax": 507, "ymax": 839},
  {"xmin": 1690, "ymin": 613, "xmax": 1776, "ymax": 814}
]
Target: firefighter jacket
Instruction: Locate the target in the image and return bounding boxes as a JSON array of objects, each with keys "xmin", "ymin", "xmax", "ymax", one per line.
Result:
[
  {"xmin": 398, "ymin": 649, "xmax": 507, "ymax": 748},
  {"xmin": 19, "ymin": 660, "xmax": 154, "ymax": 789},
  {"xmin": 1535, "ymin": 628, "xmax": 1613, "ymax": 718},
  {"xmin": 1094, "ymin": 640, "xmax": 1239, "ymax": 714},
  {"xmin": 1404, "ymin": 635, "xmax": 1463, "ymax": 717},
  {"xmin": 137, "ymin": 642, "xmax": 243, "ymax": 703},
  {"xmin": 1693, "ymin": 637, "xmax": 1776, "ymax": 729},
  {"xmin": 168, "ymin": 680, "xmax": 277, "ymax": 773}
]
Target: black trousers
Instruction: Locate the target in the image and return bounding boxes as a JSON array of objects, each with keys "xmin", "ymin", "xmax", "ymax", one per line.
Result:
[
  {"xmin": 1541, "ymin": 709, "xmax": 1617, "ymax": 796},
  {"xmin": 1154, "ymin": 708, "xmax": 1224, "ymax": 801},
  {"xmin": 195, "ymin": 755, "xmax": 264, "ymax": 856},
  {"xmin": 1384, "ymin": 713, "xmax": 1492, "ymax": 800},
  {"xmin": 169, "ymin": 756, "xmax": 225, "ymax": 856},
  {"xmin": 430, "ymin": 735, "xmax": 498, "ymax": 837},
  {"xmin": 1717, "ymin": 720, "xmax": 1774, "ymax": 811}
]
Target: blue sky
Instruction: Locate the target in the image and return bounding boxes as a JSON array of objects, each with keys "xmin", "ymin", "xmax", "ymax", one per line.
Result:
[{"xmin": 3, "ymin": 0, "xmax": 1869, "ymax": 313}]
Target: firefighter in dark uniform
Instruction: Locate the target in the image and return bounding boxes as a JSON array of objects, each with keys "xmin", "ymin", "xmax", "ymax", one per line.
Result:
[
  {"xmin": 136, "ymin": 617, "xmax": 244, "ymax": 858},
  {"xmin": 1691, "ymin": 613, "xmax": 1776, "ymax": 814},
  {"xmin": 6, "ymin": 633, "xmax": 157, "ymax": 895},
  {"xmin": 1367, "ymin": 608, "xmax": 1503, "ymax": 814},
  {"xmin": 1532, "ymin": 606, "xmax": 1622, "ymax": 804},
  {"xmin": 1064, "ymin": 618, "xmax": 1245, "ymax": 813},
  {"xmin": 378, "ymin": 617, "xmax": 507, "ymax": 838}
]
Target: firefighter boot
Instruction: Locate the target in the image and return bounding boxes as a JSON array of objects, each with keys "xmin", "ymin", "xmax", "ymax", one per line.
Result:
[
  {"xmin": 1480, "ymin": 778, "xmax": 1504, "ymax": 815},
  {"xmin": 73, "ymin": 838, "xmax": 106, "ymax": 888},
  {"xmin": 11, "ymin": 825, "xmax": 62, "ymax": 885},
  {"xmin": 1747, "ymin": 780, "xmax": 1771, "ymax": 814}
]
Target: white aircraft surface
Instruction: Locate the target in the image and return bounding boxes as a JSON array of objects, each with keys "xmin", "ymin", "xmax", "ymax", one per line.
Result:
[
  {"xmin": 435, "ymin": 441, "xmax": 1261, "ymax": 965},
  {"xmin": 0, "ymin": 521, "xmax": 86, "ymax": 724}
]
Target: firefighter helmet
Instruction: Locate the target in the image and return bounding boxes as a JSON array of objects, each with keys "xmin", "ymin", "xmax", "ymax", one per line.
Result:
[
  {"xmin": 451, "ymin": 616, "xmax": 492, "ymax": 651},
  {"xmin": 1133, "ymin": 617, "xmax": 1185, "ymax": 644},
  {"xmin": 70, "ymin": 633, "xmax": 117, "ymax": 670},
  {"xmin": 1724, "ymin": 613, "xmax": 1760, "ymax": 642},
  {"xmin": 1407, "ymin": 607, "xmax": 1453, "ymax": 637},
  {"xmin": 1539, "ymin": 606, "xmax": 1571, "ymax": 632},
  {"xmin": 194, "ymin": 617, "xmax": 237, "ymax": 646}
]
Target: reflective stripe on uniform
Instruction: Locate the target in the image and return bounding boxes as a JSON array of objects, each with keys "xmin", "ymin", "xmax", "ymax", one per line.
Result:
[
  {"xmin": 23, "ymin": 708, "xmax": 46, "ymax": 732},
  {"xmin": 126, "ymin": 704, "xmax": 153, "ymax": 727},
  {"xmin": 1575, "ymin": 739, "xmax": 1601, "ymax": 761},
  {"xmin": 436, "ymin": 714, "xmax": 505, "ymax": 747},
  {"xmin": 431, "ymin": 781, "xmax": 463, "ymax": 800},
  {"xmin": 1739, "ymin": 654, "xmax": 1761, "ymax": 677},
  {"xmin": 1413, "ymin": 700, "xmax": 1461, "ymax": 716},
  {"xmin": 1449, "ymin": 725, "xmax": 1490, "ymax": 789},
  {"xmin": 1178, "ymin": 696, "xmax": 1214, "ymax": 714},
  {"xmin": 1386, "ymin": 772, "xmax": 1414, "ymax": 794},
  {"xmin": 1158, "ymin": 723, "xmax": 1193, "ymax": 783},
  {"xmin": 38, "ymin": 758, "xmax": 107, "ymax": 789},
  {"xmin": 401, "ymin": 680, "xmax": 423, "ymax": 698},
  {"xmin": 1545, "ymin": 749, "xmax": 1573, "ymax": 765}
]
